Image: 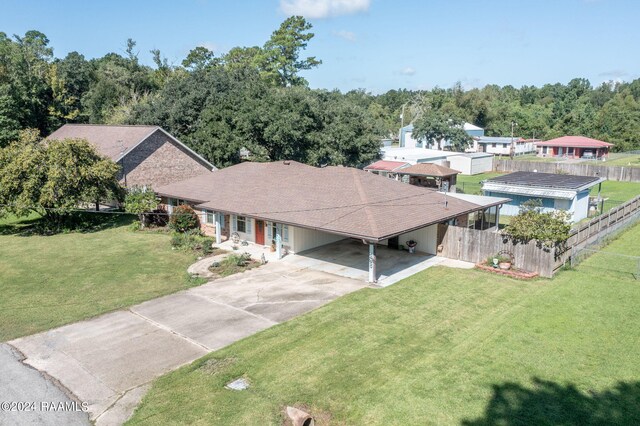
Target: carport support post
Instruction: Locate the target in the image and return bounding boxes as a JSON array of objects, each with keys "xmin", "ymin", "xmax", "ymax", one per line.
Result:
[
  {"xmin": 215, "ymin": 213, "xmax": 222, "ymax": 244},
  {"xmin": 275, "ymin": 224, "xmax": 283, "ymax": 259},
  {"xmin": 368, "ymin": 243, "xmax": 377, "ymax": 283}
]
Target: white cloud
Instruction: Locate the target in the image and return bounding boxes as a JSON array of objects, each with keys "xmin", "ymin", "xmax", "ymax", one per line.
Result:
[
  {"xmin": 599, "ymin": 69, "xmax": 627, "ymax": 78},
  {"xmin": 400, "ymin": 67, "xmax": 416, "ymax": 76},
  {"xmin": 332, "ymin": 30, "xmax": 356, "ymax": 42},
  {"xmin": 280, "ymin": 0, "xmax": 370, "ymax": 19}
]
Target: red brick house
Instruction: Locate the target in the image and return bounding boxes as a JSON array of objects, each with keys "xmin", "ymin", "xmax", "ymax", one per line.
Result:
[
  {"xmin": 535, "ymin": 136, "xmax": 613, "ymax": 159},
  {"xmin": 47, "ymin": 124, "xmax": 216, "ymax": 188}
]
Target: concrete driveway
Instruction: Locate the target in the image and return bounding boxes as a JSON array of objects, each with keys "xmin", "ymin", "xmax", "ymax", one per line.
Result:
[{"xmin": 9, "ymin": 262, "xmax": 366, "ymax": 425}]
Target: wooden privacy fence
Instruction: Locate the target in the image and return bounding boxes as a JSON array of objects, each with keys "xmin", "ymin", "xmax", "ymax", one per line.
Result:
[
  {"xmin": 437, "ymin": 224, "xmax": 557, "ymax": 278},
  {"xmin": 494, "ymin": 159, "xmax": 640, "ymax": 182},
  {"xmin": 437, "ymin": 194, "xmax": 640, "ymax": 278}
]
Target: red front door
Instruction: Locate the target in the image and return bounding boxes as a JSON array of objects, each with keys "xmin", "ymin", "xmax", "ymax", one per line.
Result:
[{"xmin": 255, "ymin": 220, "xmax": 265, "ymax": 245}]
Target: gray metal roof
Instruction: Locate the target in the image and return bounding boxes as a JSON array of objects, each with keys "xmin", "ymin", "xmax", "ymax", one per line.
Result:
[{"xmin": 485, "ymin": 171, "xmax": 603, "ymax": 190}]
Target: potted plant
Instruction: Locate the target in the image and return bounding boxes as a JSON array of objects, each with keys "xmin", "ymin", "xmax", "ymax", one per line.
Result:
[
  {"xmin": 270, "ymin": 239, "xmax": 276, "ymax": 252},
  {"xmin": 406, "ymin": 239, "xmax": 418, "ymax": 254},
  {"xmin": 487, "ymin": 254, "xmax": 512, "ymax": 270}
]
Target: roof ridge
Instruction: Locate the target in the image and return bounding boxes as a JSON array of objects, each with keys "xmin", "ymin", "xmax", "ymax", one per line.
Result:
[
  {"xmin": 351, "ymin": 168, "xmax": 380, "ymax": 238},
  {"xmin": 61, "ymin": 123, "xmax": 159, "ymax": 128}
]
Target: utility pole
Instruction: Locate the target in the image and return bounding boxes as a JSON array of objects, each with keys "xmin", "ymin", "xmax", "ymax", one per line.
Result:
[{"xmin": 510, "ymin": 121, "xmax": 517, "ymax": 160}]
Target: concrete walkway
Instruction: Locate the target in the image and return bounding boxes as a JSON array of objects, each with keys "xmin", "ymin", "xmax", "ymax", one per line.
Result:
[{"xmin": 9, "ymin": 262, "xmax": 366, "ymax": 425}]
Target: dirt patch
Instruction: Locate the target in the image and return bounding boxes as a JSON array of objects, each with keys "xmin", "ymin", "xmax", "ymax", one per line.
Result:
[
  {"xmin": 281, "ymin": 404, "xmax": 335, "ymax": 426},
  {"xmin": 475, "ymin": 263, "xmax": 539, "ymax": 279},
  {"xmin": 198, "ymin": 357, "xmax": 237, "ymax": 375}
]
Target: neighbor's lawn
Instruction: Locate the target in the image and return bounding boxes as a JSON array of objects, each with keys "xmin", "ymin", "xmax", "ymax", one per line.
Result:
[
  {"xmin": 0, "ymin": 215, "xmax": 203, "ymax": 341},
  {"xmin": 128, "ymin": 227, "xmax": 640, "ymax": 424},
  {"xmin": 591, "ymin": 155, "xmax": 640, "ymax": 168},
  {"xmin": 590, "ymin": 180, "xmax": 640, "ymax": 211},
  {"xmin": 456, "ymin": 171, "xmax": 505, "ymax": 195}
]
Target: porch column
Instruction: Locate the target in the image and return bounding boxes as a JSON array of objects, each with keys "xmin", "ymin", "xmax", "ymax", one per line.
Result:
[
  {"xmin": 368, "ymin": 243, "xmax": 377, "ymax": 283},
  {"xmin": 275, "ymin": 224, "xmax": 283, "ymax": 259},
  {"xmin": 215, "ymin": 213, "xmax": 222, "ymax": 244}
]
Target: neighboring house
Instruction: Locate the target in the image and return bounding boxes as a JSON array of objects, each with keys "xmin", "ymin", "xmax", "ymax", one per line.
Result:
[
  {"xmin": 395, "ymin": 163, "xmax": 460, "ymax": 192},
  {"xmin": 472, "ymin": 136, "xmax": 537, "ymax": 156},
  {"xmin": 156, "ymin": 161, "xmax": 509, "ymax": 282},
  {"xmin": 381, "ymin": 147, "xmax": 494, "ymax": 175},
  {"xmin": 363, "ymin": 160, "xmax": 410, "ymax": 179},
  {"xmin": 47, "ymin": 124, "xmax": 216, "ymax": 188},
  {"xmin": 399, "ymin": 122, "xmax": 484, "ymax": 149},
  {"xmin": 482, "ymin": 171, "xmax": 605, "ymax": 222},
  {"xmin": 535, "ymin": 136, "xmax": 613, "ymax": 159}
]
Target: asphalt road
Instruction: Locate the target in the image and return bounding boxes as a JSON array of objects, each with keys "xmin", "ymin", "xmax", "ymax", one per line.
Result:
[{"xmin": 0, "ymin": 343, "xmax": 90, "ymax": 426}]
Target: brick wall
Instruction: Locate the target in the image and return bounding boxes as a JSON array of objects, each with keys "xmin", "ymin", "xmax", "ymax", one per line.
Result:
[{"xmin": 119, "ymin": 130, "xmax": 212, "ymax": 188}]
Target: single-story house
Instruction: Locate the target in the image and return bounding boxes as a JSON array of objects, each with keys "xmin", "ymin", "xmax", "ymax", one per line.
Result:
[
  {"xmin": 363, "ymin": 160, "xmax": 410, "ymax": 179},
  {"xmin": 473, "ymin": 136, "xmax": 537, "ymax": 156},
  {"xmin": 381, "ymin": 147, "xmax": 493, "ymax": 175},
  {"xmin": 157, "ymin": 161, "xmax": 509, "ymax": 282},
  {"xmin": 399, "ymin": 122, "xmax": 484, "ymax": 149},
  {"xmin": 535, "ymin": 136, "xmax": 613, "ymax": 159},
  {"xmin": 395, "ymin": 163, "xmax": 460, "ymax": 192},
  {"xmin": 482, "ymin": 171, "xmax": 605, "ymax": 222},
  {"xmin": 47, "ymin": 124, "xmax": 216, "ymax": 188}
]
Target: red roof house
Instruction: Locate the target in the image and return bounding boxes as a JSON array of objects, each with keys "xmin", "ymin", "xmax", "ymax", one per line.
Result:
[{"xmin": 535, "ymin": 136, "xmax": 613, "ymax": 159}]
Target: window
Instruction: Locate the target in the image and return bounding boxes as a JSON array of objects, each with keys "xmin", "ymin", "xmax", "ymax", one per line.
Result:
[
  {"xmin": 206, "ymin": 210, "xmax": 214, "ymax": 224},
  {"xmin": 267, "ymin": 222, "xmax": 289, "ymax": 243},
  {"xmin": 236, "ymin": 216, "xmax": 247, "ymax": 233},
  {"xmin": 491, "ymin": 143, "xmax": 497, "ymax": 148}
]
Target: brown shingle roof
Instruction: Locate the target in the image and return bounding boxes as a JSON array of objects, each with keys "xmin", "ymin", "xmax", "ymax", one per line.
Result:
[
  {"xmin": 157, "ymin": 161, "xmax": 490, "ymax": 241},
  {"xmin": 47, "ymin": 124, "xmax": 160, "ymax": 160},
  {"xmin": 397, "ymin": 163, "xmax": 461, "ymax": 177}
]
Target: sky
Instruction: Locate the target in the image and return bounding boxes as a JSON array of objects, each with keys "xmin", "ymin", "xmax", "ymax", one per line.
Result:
[{"xmin": 1, "ymin": 0, "xmax": 638, "ymax": 93}]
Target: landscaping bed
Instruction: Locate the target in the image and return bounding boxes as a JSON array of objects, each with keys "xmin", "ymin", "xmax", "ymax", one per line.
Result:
[
  {"xmin": 208, "ymin": 252, "xmax": 262, "ymax": 279},
  {"xmin": 475, "ymin": 262, "xmax": 539, "ymax": 279}
]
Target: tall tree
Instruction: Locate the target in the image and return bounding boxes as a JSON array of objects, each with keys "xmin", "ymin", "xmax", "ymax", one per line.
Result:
[
  {"xmin": 412, "ymin": 111, "xmax": 472, "ymax": 151},
  {"xmin": 261, "ymin": 16, "xmax": 321, "ymax": 86}
]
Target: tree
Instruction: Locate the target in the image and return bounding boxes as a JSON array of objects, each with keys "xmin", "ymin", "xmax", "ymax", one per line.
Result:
[
  {"xmin": 0, "ymin": 132, "xmax": 123, "ymax": 222},
  {"xmin": 261, "ymin": 16, "xmax": 321, "ymax": 86},
  {"xmin": 124, "ymin": 186, "xmax": 159, "ymax": 228},
  {"xmin": 182, "ymin": 46, "xmax": 218, "ymax": 71},
  {"xmin": 411, "ymin": 111, "xmax": 472, "ymax": 151},
  {"xmin": 503, "ymin": 199, "xmax": 571, "ymax": 248}
]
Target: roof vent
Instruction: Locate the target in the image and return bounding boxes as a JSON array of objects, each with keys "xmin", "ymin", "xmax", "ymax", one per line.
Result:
[{"xmin": 283, "ymin": 160, "xmax": 291, "ymax": 165}]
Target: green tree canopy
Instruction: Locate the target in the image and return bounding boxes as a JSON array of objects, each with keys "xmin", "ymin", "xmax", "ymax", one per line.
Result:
[{"xmin": 0, "ymin": 131, "xmax": 123, "ymax": 221}]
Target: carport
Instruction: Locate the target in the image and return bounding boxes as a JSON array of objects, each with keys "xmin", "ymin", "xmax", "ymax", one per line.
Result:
[
  {"xmin": 283, "ymin": 239, "xmax": 448, "ymax": 286},
  {"xmin": 157, "ymin": 161, "xmax": 508, "ymax": 283}
]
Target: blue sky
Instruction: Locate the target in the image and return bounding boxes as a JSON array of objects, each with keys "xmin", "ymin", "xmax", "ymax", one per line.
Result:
[{"xmin": 1, "ymin": 0, "xmax": 638, "ymax": 93}]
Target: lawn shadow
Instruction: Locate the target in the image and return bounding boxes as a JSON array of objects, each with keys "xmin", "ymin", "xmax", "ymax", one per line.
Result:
[
  {"xmin": 463, "ymin": 377, "xmax": 640, "ymax": 425},
  {"xmin": 0, "ymin": 212, "xmax": 136, "ymax": 236}
]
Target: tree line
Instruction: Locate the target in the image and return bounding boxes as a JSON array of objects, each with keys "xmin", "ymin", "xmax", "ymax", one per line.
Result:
[{"xmin": 2, "ymin": 16, "xmax": 639, "ymax": 170}]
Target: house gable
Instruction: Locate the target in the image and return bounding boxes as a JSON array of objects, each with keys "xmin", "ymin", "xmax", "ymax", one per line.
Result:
[{"xmin": 121, "ymin": 129, "xmax": 214, "ymax": 188}]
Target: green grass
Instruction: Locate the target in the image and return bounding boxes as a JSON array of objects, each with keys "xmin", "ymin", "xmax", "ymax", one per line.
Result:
[
  {"xmin": 456, "ymin": 172, "xmax": 505, "ymax": 195},
  {"xmin": 128, "ymin": 225, "xmax": 640, "ymax": 424},
  {"xmin": 591, "ymin": 154, "xmax": 640, "ymax": 168},
  {"xmin": 0, "ymin": 214, "xmax": 204, "ymax": 341},
  {"xmin": 511, "ymin": 154, "xmax": 560, "ymax": 162},
  {"xmin": 590, "ymin": 180, "xmax": 640, "ymax": 211}
]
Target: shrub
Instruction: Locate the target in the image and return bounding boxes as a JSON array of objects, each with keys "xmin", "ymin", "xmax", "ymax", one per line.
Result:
[
  {"xmin": 169, "ymin": 205, "xmax": 200, "ymax": 233},
  {"xmin": 171, "ymin": 230, "xmax": 214, "ymax": 255},
  {"xmin": 503, "ymin": 199, "xmax": 571, "ymax": 248},
  {"xmin": 124, "ymin": 186, "xmax": 159, "ymax": 229}
]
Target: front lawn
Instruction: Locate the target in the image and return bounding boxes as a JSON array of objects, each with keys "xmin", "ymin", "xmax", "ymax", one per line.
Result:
[
  {"xmin": 0, "ymin": 214, "xmax": 203, "ymax": 341},
  {"xmin": 128, "ymin": 225, "xmax": 640, "ymax": 424}
]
